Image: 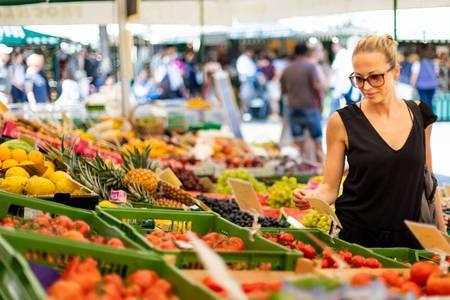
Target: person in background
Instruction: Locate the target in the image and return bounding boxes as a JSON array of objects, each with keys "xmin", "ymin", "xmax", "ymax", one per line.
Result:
[
  {"xmin": 132, "ymin": 67, "xmax": 160, "ymax": 104},
  {"xmin": 25, "ymin": 53, "xmax": 50, "ymax": 107},
  {"xmin": 294, "ymin": 34, "xmax": 445, "ymax": 248},
  {"xmin": 0, "ymin": 44, "xmax": 12, "ymax": 104},
  {"xmin": 54, "ymin": 67, "xmax": 81, "ymax": 107},
  {"xmin": 236, "ymin": 46, "xmax": 257, "ymax": 114},
  {"xmin": 281, "ymin": 42, "xmax": 323, "ymax": 164},
  {"xmin": 203, "ymin": 51, "xmax": 223, "ymax": 106},
  {"xmin": 437, "ymin": 50, "xmax": 449, "ymax": 92},
  {"xmin": 9, "ymin": 49, "xmax": 26, "ymax": 103},
  {"xmin": 308, "ymin": 41, "xmax": 329, "ymax": 112},
  {"xmin": 272, "ymin": 52, "xmax": 290, "ymax": 117},
  {"xmin": 411, "ymin": 46, "xmax": 439, "ymax": 108},
  {"xmin": 183, "ymin": 51, "xmax": 201, "ymax": 97},
  {"xmin": 396, "ymin": 49, "xmax": 415, "ymax": 100}
]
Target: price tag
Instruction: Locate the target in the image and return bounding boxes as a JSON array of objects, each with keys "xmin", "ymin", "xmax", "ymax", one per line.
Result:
[
  {"xmin": 227, "ymin": 178, "xmax": 263, "ymax": 215},
  {"xmin": 307, "ymin": 197, "xmax": 343, "ymax": 228},
  {"xmin": 186, "ymin": 232, "xmax": 246, "ymax": 300},
  {"xmin": 286, "ymin": 216, "xmax": 306, "ymax": 229},
  {"xmin": 158, "ymin": 168, "xmax": 182, "ymax": 188},
  {"xmin": 405, "ymin": 220, "xmax": 450, "ymax": 254}
]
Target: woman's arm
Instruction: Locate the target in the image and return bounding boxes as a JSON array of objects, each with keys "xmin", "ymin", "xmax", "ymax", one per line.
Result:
[
  {"xmin": 294, "ymin": 112, "xmax": 346, "ymax": 207},
  {"xmin": 425, "ymin": 125, "xmax": 446, "ymax": 231}
]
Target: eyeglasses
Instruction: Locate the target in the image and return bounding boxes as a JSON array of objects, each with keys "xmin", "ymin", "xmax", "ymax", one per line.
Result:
[{"xmin": 349, "ymin": 65, "xmax": 394, "ymax": 89}]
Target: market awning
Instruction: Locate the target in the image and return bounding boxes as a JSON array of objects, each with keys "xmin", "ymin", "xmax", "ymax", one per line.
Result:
[{"xmin": 0, "ymin": 26, "xmax": 61, "ymax": 45}]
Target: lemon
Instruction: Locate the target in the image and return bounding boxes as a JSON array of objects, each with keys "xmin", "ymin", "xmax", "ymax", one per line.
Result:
[
  {"xmin": 27, "ymin": 150, "xmax": 44, "ymax": 164},
  {"xmin": 99, "ymin": 200, "xmax": 118, "ymax": 208},
  {"xmin": 0, "ymin": 146, "xmax": 11, "ymax": 161},
  {"xmin": 0, "ymin": 176, "xmax": 28, "ymax": 194},
  {"xmin": 11, "ymin": 149, "xmax": 27, "ymax": 162},
  {"xmin": 2, "ymin": 159, "xmax": 18, "ymax": 169},
  {"xmin": 55, "ymin": 177, "xmax": 78, "ymax": 194},
  {"xmin": 5, "ymin": 167, "xmax": 30, "ymax": 178},
  {"xmin": 48, "ymin": 171, "xmax": 69, "ymax": 184},
  {"xmin": 25, "ymin": 176, "xmax": 55, "ymax": 196}
]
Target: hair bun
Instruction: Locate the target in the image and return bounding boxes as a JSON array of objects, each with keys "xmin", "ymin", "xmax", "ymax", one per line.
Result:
[{"xmin": 384, "ymin": 34, "xmax": 395, "ymax": 42}]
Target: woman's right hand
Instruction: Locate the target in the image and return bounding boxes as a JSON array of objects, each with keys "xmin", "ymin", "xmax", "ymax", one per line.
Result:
[{"xmin": 293, "ymin": 188, "xmax": 315, "ymax": 210}]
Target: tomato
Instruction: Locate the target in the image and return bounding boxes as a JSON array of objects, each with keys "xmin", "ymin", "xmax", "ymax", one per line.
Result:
[
  {"xmin": 400, "ymin": 281, "xmax": 423, "ymax": 296},
  {"xmin": 322, "ymin": 247, "xmax": 332, "ymax": 258},
  {"xmin": 202, "ymin": 232, "xmax": 227, "ymax": 245},
  {"xmin": 153, "ymin": 278, "xmax": 173, "ymax": 294},
  {"xmin": 143, "ymin": 287, "xmax": 171, "ymax": 300},
  {"xmin": 321, "ymin": 257, "xmax": 334, "ymax": 268},
  {"xmin": 47, "ymin": 280, "xmax": 84, "ymax": 300},
  {"xmin": 73, "ymin": 220, "xmax": 90, "ymax": 235},
  {"xmin": 351, "ymin": 273, "xmax": 373, "ymax": 286},
  {"xmin": 426, "ymin": 271, "xmax": 450, "ymax": 295},
  {"xmin": 351, "ymin": 256, "xmax": 366, "ymax": 268},
  {"xmin": 301, "ymin": 245, "xmax": 317, "ymax": 259},
  {"xmin": 75, "ymin": 273, "xmax": 102, "ymax": 293},
  {"xmin": 159, "ymin": 240, "xmax": 177, "ymax": 250},
  {"xmin": 278, "ymin": 232, "xmax": 295, "ymax": 243},
  {"xmin": 91, "ymin": 235, "xmax": 106, "ymax": 244},
  {"xmin": 365, "ymin": 258, "xmax": 382, "ymax": 268},
  {"xmin": 54, "ymin": 215, "xmax": 74, "ymax": 229},
  {"xmin": 106, "ymin": 238, "xmax": 125, "ymax": 249},
  {"xmin": 123, "ymin": 284, "xmax": 142, "ymax": 297},
  {"xmin": 128, "ymin": 270, "xmax": 158, "ymax": 291},
  {"xmin": 149, "ymin": 230, "xmax": 165, "ymax": 237},
  {"xmin": 217, "ymin": 237, "xmax": 245, "ymax": 251},
  {"xmin": 32, "ymin": 214, "xmax": 51, "ymax": 227},
  {"xmin": 104, "ymin": 274, "xmax": 123, "ymax": 289},
  {"xmin": 34, "ymin": 228, "xmax": 53, "ymax": 236},
  {"xmin": 203, "ymin": 276, "xmax": 225, "ymax": 293},
  {"xmin": 63, "ymin": 230, "xmax": 87, "ymax": 242},
  {"xmin": 379, "ymin": 270, "xmax": 408, "ymax": 288},
  {"xmin": 410, "ymin": 261, "xmax": 439, "ymax": 286},
  {"xmin": 338, "ymin": 251, "xmax": 353, "ymax": 263}
]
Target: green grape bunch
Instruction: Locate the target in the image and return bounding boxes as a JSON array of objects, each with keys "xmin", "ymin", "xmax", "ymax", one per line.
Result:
[
  {"xmin": 215, "ymin": 169, "xmax": 267, "ymax": 195},
  {"xmin": 267, "ymin": 176, "xmax": 298, "ymax": 208},
  {"xmin": 301, "ymin": 210, "xmax": 332, "ymax": 233}
]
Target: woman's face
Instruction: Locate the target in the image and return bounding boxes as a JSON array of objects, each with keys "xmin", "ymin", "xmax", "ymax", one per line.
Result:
[{"xmin": 352, "ymin": 51, "xmax": 399, "ymax": 104}]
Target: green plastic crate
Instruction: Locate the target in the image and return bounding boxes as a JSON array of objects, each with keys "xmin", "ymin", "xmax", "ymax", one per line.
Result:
[
  {"xmin": 0, "ymin": 235, "xmax": 46, "ymax": 300},
  {"xmin": 370, "ymin": 248, "xmax": 421, "ymax": 264},
  {"xmin": 0, "ymin": 229, "xmax": 216, "ymax": 300},
  {"xmin": 0, "ymin": 191, "xmax": 141, "ymax": 250},
  {"xmin": 259, "ymin": 228, "xmax": 407, "ymax": 268},
  {"xmin": 96, "ymin": 207, "xmax": 302, "ymax": 271}
]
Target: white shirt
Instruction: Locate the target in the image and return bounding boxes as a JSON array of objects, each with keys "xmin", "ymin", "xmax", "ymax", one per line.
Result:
[
  {"xmin": 236, "ymin": 54, "xmax": 256, "ymax": 81},
  {"xmin": 55, "ymin": 79, "xmax": 81, "ymax": 106},
  {"xmin": 331, "ymin": 48, "xmax": 353, "ymax": 97}
]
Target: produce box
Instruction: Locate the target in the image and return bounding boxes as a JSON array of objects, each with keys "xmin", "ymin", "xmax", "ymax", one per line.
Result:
[
  {"xmin": 0, "ymin": 234, "xmax": 46, "ymax": 300},
  {"xmin": 0, "ymin": 191, "xmax": 141, "ymax": 249},
  {"xmin": 96, "ymin": 207, "xmax": 302, "ymax": 270},
  {"xmin": 259, "ymin": 228, "xmax": 406, "ymax": 268},
  {"xmin": 370, "ymin": 248, "xmax": 422, "ymax": 264},
  {"xmin": 0, "ymin": 229, "xmax": 216, "ymax": 300}
]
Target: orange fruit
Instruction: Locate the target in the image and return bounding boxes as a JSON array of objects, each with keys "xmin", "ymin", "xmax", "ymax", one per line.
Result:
[
  {"xmin": 0, "ymin": 147, "xmax": 11, "ymax": 161},
  {"xmin": 11, "ymin": 149, "xmax": 27, "ymax": 162},
  {"xmin": 27, "ymin": 150, "xmax": 44, "ymax": 164},
  {"xmin": 2, "ymin": 159, "xmax": 18, "ymax": 169}
]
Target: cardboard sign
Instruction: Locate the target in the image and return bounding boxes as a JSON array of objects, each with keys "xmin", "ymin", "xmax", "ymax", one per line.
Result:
[
  {"xmin": 286, "ymin": 216, "xmax": 306, "ymax": 229},
  {"xmin": 227, "ymin": 178, "xmax": 263, "ymax": 215},
  {"xmin": 0, "ymin": 102, "xmax": 8, "ymax": 113},
  {"xmin": 308, "ymin": 197, "xmax": 343, "ymax": 228},
  {"xmin": 405, "ymin": 220, "xmax": 450, "ymax": 254},
  {"xmin": 158, "ymin": 168, "xmax": 182, "ymax": 188}
]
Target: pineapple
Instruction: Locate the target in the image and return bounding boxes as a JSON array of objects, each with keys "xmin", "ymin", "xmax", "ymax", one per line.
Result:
[
  {"xmin": 157, "ymin": 181, "xmax": 195, "ymax": 206},
  {"xmin": 123, "ymin": 169, "xmax": 158, "ymax": 193},
  {"xmin": 154, "ymin": 197, "xmax": 184, "ymax": 209}
]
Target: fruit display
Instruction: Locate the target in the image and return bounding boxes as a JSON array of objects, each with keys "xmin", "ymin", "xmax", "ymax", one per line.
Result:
[
  {"xmin": 261, "ymin": 232, "xmax": 383, "ymax": 269},
  {"xmin": 301, "ymin": 210, "xmax": 333, "ymax": 233},
  {"xmin": 145, "ymin": 231, "xmax": 245, "ymax": 251},
  {"xmin": 210, "ymin": 137, "xmax": 253, "ymax": 160},
  {"xmin": 1, "ymin": 214, "xmax": 125, "ymax": 249},
  {"xmin": 222, "ymin": 156, "xmax": 265, "ymax": 169},
  {"xmin": 350, "ymin": 261, "xmax": 450, "ymax": 296},
  {"xmin": 202, "ymin": 276, "xmax": 281, "ymax": 298},
  {"xmin": 267, "ymin": 176, "xmax": 300, "ymax": 208},
  {"xmin": 47, "ymin": 257, "xmax": 178, "ymax": 300},
  {"xmin": 198, "ymin": 195, "xmax": 289, "ymax": 228},
  {"xmin": 123, "ymin": 138, "xmax": 187, "ymax": 159},
  {"xmin": 215, "ymin": 169, "xmax": 266, "ymax": 195}
]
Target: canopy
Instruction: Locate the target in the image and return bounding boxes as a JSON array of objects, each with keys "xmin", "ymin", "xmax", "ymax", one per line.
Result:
[
  {"xmin": 0, "ymin": 0, "xmax": 448, "ymax": 26},
  {"xmin": 0, "ymin": 26, "xmax": 61, "ymax": 45}
]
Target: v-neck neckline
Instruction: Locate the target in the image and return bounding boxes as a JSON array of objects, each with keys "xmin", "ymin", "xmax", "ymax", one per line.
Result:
[{"xmin": 354, "ymin": 100, "xmax": 415, "ymax": 152}]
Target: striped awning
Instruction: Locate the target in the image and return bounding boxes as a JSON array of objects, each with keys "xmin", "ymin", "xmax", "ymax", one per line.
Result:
[{"xmin": 0, "ymin": 26, "xmax": 60, "ymax": 45}]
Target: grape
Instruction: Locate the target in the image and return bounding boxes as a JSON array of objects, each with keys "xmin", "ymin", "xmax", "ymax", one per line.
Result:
[
  {"xmin": 267, "ymin": 177, "xmax": 298, "ymax": 208},
  {"xmin": 215, "ymin": 169, "xmax": 267, "ymax": 195},
  {"xmin": 301, "ymin": 210, "xmax": 332, "ymax": 233}
]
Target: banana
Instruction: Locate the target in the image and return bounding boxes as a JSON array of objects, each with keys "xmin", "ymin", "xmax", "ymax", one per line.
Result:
[{"xmin": 1, "ymin": 140, "xmax": 34, "ymax": 153}]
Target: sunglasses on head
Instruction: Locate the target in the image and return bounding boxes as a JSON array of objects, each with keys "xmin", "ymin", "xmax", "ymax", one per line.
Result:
[{"xmin": 349, "ymin": 65, "xmax": 395, "ymax": 89}]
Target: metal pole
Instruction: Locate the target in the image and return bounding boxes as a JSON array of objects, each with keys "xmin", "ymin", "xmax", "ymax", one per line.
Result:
[
  {"xmin": 393, "ymin": 0, "xmax": 398, "ymax": 40},
  {"xmin": 117, "ymin": 0, "xmax": 131, "ymax": 117},
  {"xmin": 199, "ymin": 0, "xmax": 205, "ymax": 62}
]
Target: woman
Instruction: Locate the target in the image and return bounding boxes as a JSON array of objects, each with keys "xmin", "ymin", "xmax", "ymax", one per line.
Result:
[
  {"xmin": 10, "ymin": 50, "xmax": 26, "ymax": 103},
  {"xmin": 25, "ymin": 53, "xmax": 50, "ymax": 107},
  {"xmin": 294, "ymin": 34, "xmax": 445, "ymax": 248},
  {"xmin": 132, "ymin": 68, "xmax": 160, "ymax": 104},
  {"xmin": 55, "ymin": 67, "xmax": 81, "ymax": 107}
]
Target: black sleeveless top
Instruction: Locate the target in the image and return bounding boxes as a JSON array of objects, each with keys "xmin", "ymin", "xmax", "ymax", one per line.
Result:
[{"xmin": 336, "ymin": 100, "xmax": 437, "ymax": 248}]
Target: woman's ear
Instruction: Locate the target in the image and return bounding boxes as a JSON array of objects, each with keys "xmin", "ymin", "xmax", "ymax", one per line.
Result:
[{"xmin": 392, "ymin": 64, "xmax": 400, "ymax": 81}]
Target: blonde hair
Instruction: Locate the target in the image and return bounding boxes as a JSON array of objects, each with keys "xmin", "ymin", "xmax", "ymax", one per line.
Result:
[{"xmin": 352, "ymin": 34, "xmax": 399, "ymax": 68}]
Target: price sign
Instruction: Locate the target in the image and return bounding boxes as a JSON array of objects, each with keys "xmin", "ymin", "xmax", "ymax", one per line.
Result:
[
  {"xmin": 405, "ymin": 220, "xmax": 450, "ymax": 254},
  {"xmin": 158, "ymin": 168, "xmax": 182, "ymax": 188},
  {"xmin": 307, "ymin": 197, "xmax": 343, "ymax": 228},
  {"xmin": 227, "ymin": 178, "xmax": 263, "ymax": 215}
]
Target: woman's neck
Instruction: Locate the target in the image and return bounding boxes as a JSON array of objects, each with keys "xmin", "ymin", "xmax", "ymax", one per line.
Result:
[{"xmin": 363, "ymin": 94, "xmax": 401, "ymax": 117}]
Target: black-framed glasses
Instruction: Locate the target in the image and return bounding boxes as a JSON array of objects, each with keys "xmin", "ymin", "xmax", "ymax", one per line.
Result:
[{"xmin": 349, "ymin": 65, "xmax": 395, "ymax": 89}]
